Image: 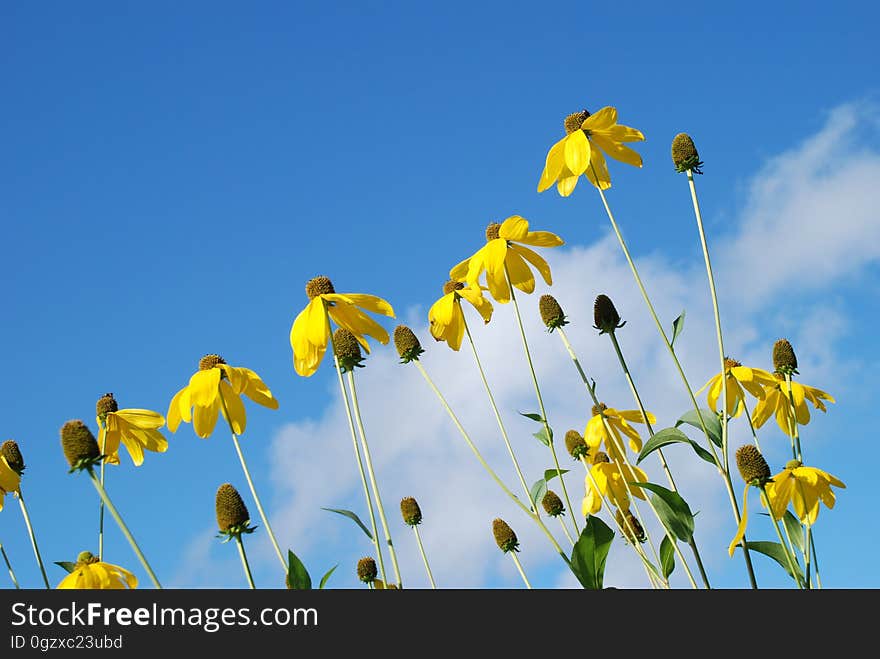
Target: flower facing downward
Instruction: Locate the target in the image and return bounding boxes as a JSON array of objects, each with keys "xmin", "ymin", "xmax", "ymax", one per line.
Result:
[
  {"xmin": 166, "ymin": 355, "xmax": 279, "ymax": 439},
  {"xmin": 449, "ymin": 216, "xmax": 563, "ymax": 304},
  {"xmin": 428, "ymin": 281, "xmax": 493, "ymax": 351},
  {"xmin": 585, "ymin": 403, "xmax": 656, "ymax": 461},
  {"xmin": 696, "ymin": 358, "xmax": 778, "ymax": 418},
  {"xmin": 492, "ymin": 518, "xmax": 519, "ymax": 553},
  {"xmin": 581, "ymin": 454, "xmax": 647, "ymax": 516},
  {"xmin": 538, "ymin": 106, "xmax": 645, "ymax": 195},
  {"xmin": 765, "ymin": 461, "xmax": 845, "ymax": 526},
  {"xmin": 95, "ymin": 393, "xmax": 168, "ymax": 467},
  {"xmin": 60, "ymin": 420, "xmax": 102, "ymax": 472},
  {"xmin": 0, "ymin": 452, "xmax": 21, "ymax": 512},
  {"xmin": 56, "ymin": 551, "xmax": 137, "ymax": 590},
  {"xmin": 290, "ymin": 276, "xmax": 395, "ymax": 377},
  {"xmin": 751, "ymin": 374, "xmax": 834, "ymax": 437}
]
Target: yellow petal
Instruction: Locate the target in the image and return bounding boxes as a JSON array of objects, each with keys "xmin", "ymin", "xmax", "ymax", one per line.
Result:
[
  {"xmin": 115, "ymin": 409, "xmax": 165, "ymax": 429},
  {"xmin": 499, "ymin": 215, "xmax": 529, "ymax": 241},
  {"xmin": 219, "ymin": 381, "xmax": 247, "ymax": 435},
  {"xmin": 509, "ymin": 244, "xmax": 552, "ymax": 286},
  {"xmin": 556, "ymin": 170, "xmax": 580, "ymax": 197},
  {"xmin": 604, "ymin": 123, "xmax": 645, "ymax": 143},
  {"xmin": 485, "ymin": 264, "xmax": 510, "ymax": 304},
  {"xmin": 242, "ymin": 369, "xmax": 280, "ymax": 410},
  {"xmin": 0, "ymin": 457, "xmax": 21, "ymax": 494},
  {"xmin": 166, "ymin": 387, "xmax": 187, "ymax": 433},
  {"xmin": 457, "ymin": 286, "xmax": 493, "ymax": 324},
  {"xmin": 767, "ymin": 470, "xmax": 794, "ymax": 520},
  {"xmin": 563, "ymin": 130, "xmax": 590, "ymax": 176},
  {"xmin": 429, "ymin": 292, "xmax": 456, "ymax": 326},
  {"xmin": 329, "ymin": 301, "xmax": 390, "ymax": 346},
  {"xmin": 584, "ymin": 143, "xmax": 612, "ymax": 190},
  {"xmin": 504, "ymin": 249, "xmax": 536, "ymax": 294},
  {"xmin": 325, "ymin": 293, "xmax": 395, "ymax": 318},
  {"xmin": 219, "ymin": 364, "xmax": 248, "ymax": 394},
  {"xmin": 305, "ymin": 296, "xmax": 330, "ymax": 347},
  {"xmin": 188, "ymin": 369, "xmax": 221, "ymax": 408},
  {"xmin": 537, "ymin": 136, "xmax": 567, "ymax": 193},
  {"xmin": 449, "ymin": 255, "xmax": 473, "ymax": 282},
  {"xmin": 192, "ymin": 395, "xmax": 221, "ymax": 439},
  {"xmin": 614, "ymin": 409, "xmax": 657, "ymax": 425},
  {"xmin": 728, "ymin": 484, "xmax": 750, "ymax": 557},
  {"xmin": 99, "ymin": 421, "xmax": 122, "ymax": 466},
  {"xmin": 483, "ymin": 238, "xmax": 509, "ymax": 275},
  {"xmin": 589, "ymin": 132, "xmax": 643, "ymax": 167},
  {"xmin": 582, "ymin": 106, "xmax": 617, "ymax": 131}
]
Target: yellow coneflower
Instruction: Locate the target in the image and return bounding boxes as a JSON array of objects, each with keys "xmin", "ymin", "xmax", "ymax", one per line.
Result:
[
  {"xmin": 765, "ymin": 461, "xmax": 845, "ymax": 526},
  {"xmin": 428, "ymin": 281, "xmax": 493, "ymax": 351},
  {"xmin": 449, "ymin": 216, "xmax": 563, "ymax": 304},
  {"xmin": 537, "ymin": 106, "xmax": 645, "ymax": 195},
  {"xmin": 0, "ymin": 454, "xmax": 21, "ymax": 512},
  {"xmin": 752, "ymin": 374, "xmax": 835, "ymax": 438},
  {"xmin": 696, "ymin": 359, "xmax": 777, "ymax": 418},
  {"xmin": 96, "ymin": 393, "xmax": 168, "ymax": 466},
  {"xmin": 585, "ymin": 403, "xmax": 655, "ymax": 460},
  {"xmin": 56, "ymin": 551, "xmax": 137, "ymax": 590},
  {"xmin": 581, "ymin": 454, "xmax": 648, "ymax": 516},
  {"xmin": 290, "ymin": 276, "xmax": 395, "ymax": 377}
]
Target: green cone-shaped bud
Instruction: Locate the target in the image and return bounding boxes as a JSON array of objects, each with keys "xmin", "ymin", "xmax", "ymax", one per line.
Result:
[
  {"xmin": 492, "ymin": 518, "xmax": 519, "ymax": 553},
  {"xmin": 215, "ymin": 483, "xmax": 250, "ymax": 532},
  {"xmin": 539, "ymin": 294, "xmax": 568, "ymax": 331},
  {"xmin": 394, "ymin": 325, "xmax": 425, "ymax": 363},
  {"xmin": 772, "ymin": 338, "xmax": 799, "ymax": 375},
  {"xmin": 541, "ymin": 490, "xmax": 565, "ymax": 517},
  {"xmin": 400, "ymin": 496, "xmax": 422, "ymax": 526},
  {"xmin": 565, "ymin": 430, "xmax": 588, "ymax": 460},
  {"xmin": 735, "ymin": 445, "xmax": 771, "ymax": 486},
  {"xmin": 671, "ymin": 133, "xmax": 704, "ymax": 173},
  {"xmin": 60, "ymin": 420, "xmax": 101, "ymax": 471}
]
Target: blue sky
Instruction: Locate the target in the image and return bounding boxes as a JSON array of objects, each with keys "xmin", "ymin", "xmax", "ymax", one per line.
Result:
[{"xmin": 2, "ymin": 1, "xmax": 878, "ymax": 590}]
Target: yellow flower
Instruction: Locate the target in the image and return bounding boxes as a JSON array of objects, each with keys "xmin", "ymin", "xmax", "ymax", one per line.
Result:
[
  {"xmin": 167, "ymin": 354, "xmax": 279, "ymax": 439},
  {"xmin": 0, "ymin": 456, "xmax": 22, "ymax": 511},
  {"xmin": 765, "ymin": 461, "xmax": 845, "ymax": 526},
  {"xmin": 427, "ymin": 281, "xmax": 493, "ymax": 351},
  {"xmin": 751, "ymin": 374, "xmax": 835, "ymax": 437},
  {"xmin": 96, "ymin": 393, "xmax": 168, "ymax": 467},
  {"xmin": 290, "ymin": 276, "xmax": 395, "ymax": 377},
  {"xmin": 581, "ymin": 455, "xmax": 647, "ymax": 516},
  {"xmin": 449, "ymin": 216, "xmax": 563, "ymax": 304},
  {"xmin": 585, "ymin": 403, "xmax": 656, "ymax": 461},
  {"xmin": 56, "ymin": 552, "xmax": 137, "ymax": 590},
  {"xmin": 696, "ymin": 358, "xmax": 778, "ymax": 418},
  {"xmin": 538, "ymin": 106, "xmax": 645, "ymax": 196}
]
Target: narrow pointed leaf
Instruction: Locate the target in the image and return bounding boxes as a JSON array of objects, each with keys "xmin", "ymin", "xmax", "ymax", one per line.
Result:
[
  {"xmin": 631, "ymin": 481, "xmax": 695, "ymax": 542},
  {"xmin": 322, "ymin": 507, "xmax": 373, "ymax": 540},
  {"xmin": 519, "ymin": 412, "xmax": 544, "ymax": 423},
  {"xmin": 55, "ymin": 561, "xmax": 78, "ymax": 574},
  {"xmin": 319, "ymin": 564, "xmax": 338, "ymax": 589},
  {"xmin": 737, "ymin": 541, "xmax": 804, "ymax": 584},
  {"xmin": 675, "ymin": 408, "xmax": 723, "ymax": 448},
  {"xmin": 782, "ymin": 511, "xmax": 806, "ymax": 553},
  {"xmin": 670, "ymin": 311, "xmax": 686, "ymax": 347},
  {"xmin": 659, "ymin": 535, "xmax": 676, "ymax": 579},
  {"xmin": 544, "ymin": 468, "xmax": 569, "ymax": 482},
  {"xmin": 532, "ymin": 427, "xmax": 552, "ymax": 447},
  {"xmin": 530, "ymin": 479, "xmax": 547, "ymax": 508},
  {"xmin": 569, "ymin": 515, "xmax": 614, "ymax": 590},
  {"xmin": 286, "ymin": 550, "xmax": 312, "ymax": 590},
  {"xmin": 637, "ymin": 427, "xmax": 717, "ymax": 466}
]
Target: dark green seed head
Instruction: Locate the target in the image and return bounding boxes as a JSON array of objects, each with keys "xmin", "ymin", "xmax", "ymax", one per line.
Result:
[
  {"xmin": 400, "ymin": 496, "xmax": 422, "ymax": 526},
  {"xmin": 95, "ymin": 392, "xmax": 118, "ymax": 421},
  {"xmin": 60, "ymin": 420, "xmax": 100, "ymax": 470},
  {"xmin": 564, "ymin": 110, "xmax": 590, "ymax": 135},
  {"xmin": 1, "ymin": 440, "xmax": 25, "ymax": 475},
  {"xmin": 539, "ymin": 294, "xmax": 568, "ymax": 331},
  {"xmin": 773, "ymin": 339, "xmax": 799, "ymax": 375},
  {"xmin": 394, "ymin": 325, "xmax": 425, "ymax": 363},
  {"xmin": 671, "ymin": 133, "xmax": 704, "ymax": 174},
  {"xmin": 199, "ymin": 354, "xmax": 226, "ymax": 371},
  {"xmin": 333, "ymin": 327, "xmax": 365, "ymax": 373},
  {"xmin": 443, "ymin": 280, "xmax": 465, "ymax": 296},
  {"xmin": 593, "ymin": 294, "xmax": 624, "ymax": 334},
  {"xmin": 492, "ymin": 518, "xmax": 519, "ymax": 553},
  {"xmin": 357, "ymin": 557, "xmax": 378, "ymax": 583},
  {"xmin": 305, "ymin": 276, "xmax": 335, "ymax": 299},
  {"xmin": 485, "ymin": 223, "xmax": 501, "ymax": 242},
  {"xmin": 541, "ymin": 490, "xmax": 565, "ymax": 517},
  {"xmin": 735, "ymin": 445, "xmax": 772, "ymax": 485},
  {"xmin": 564, "ymin": 430, "xmax": 588, "ymax": 460},
  {"xmin": 616, "ymin": 509, "xmax": 647, "ymax": 544},
  {"xmin": 215, "ymin": 483, "xmax": 250, "ymax": 532}
]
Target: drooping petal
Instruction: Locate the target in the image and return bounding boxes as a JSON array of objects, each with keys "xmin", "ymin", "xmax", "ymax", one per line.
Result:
[
  {"xmin": 750, "ymin": 390, "xmax": 777, "ymax": 429},
  {"xmin": 192, "ymin": 395, "xmax": 221, "ymax": 439},
  {"xmin": 584, "ymin": 416, "xmax": 606, "ymax": 450},
  {"xmin": 482, "ymin": 238, "xmax": 509, "ymax": 276},
  {"xmin": 582, "ymin": 107, "xmax": 617, "ymax": 132},
  {"xmin": 325, "ymin": 293, "xmax": 395, "ymax": 318},
  {"xmin": 99, "ymin": 418, "xmax": 122, "ymax": 466},
  {"xmin": 728, "ymin": 484, "xmax": 751, "ymax": 556},
  {"xmin": 166, "ymin": 387, "xmax": 187, "ymax": 433},
  {"xmin": 329, "ymin": 301, "xmax": 390, "ymax": 347},
  {"xmin": 538, "ymin": 136, "xmax": 567, "ymax": 193},
  {"xmin": 449, "ymin": 255, "xmax": 473, "ymax": 282},
  {"xmin": 590, "ymin": 132, "xmax": 643, "ymax": 167},
  {"xmin": 509, "ymin": 244, "xmax": 553, "ymax": 286},
  {"xmin": 767, "ymin": 470, "xmax": 794, "ymax": 520},
  {"xmin": 516, "ymin": 230, "xmax": 564, "ymax": 247},
  {"xmin": 305, "ymin": 296, "xmax": 330, "ymax": 347},
  {"xmin": 429, "ymin": 292, "xmax": 457, "ymax": 326},
  {"xmin": 604, "ymin": 123, "xmax": 645, "ymax": 143},
  {"xmin": 485, "ymin": 264, "xmax": 511, "ymax": 304},
  {"xmin": 504, "ymin": 249, "xmax": 536, "ymax": 294},
  {"xmin": 188, "ymin": 369, "xmax": 221, "ymax": 408},
  {"xmin": 219, "ymin": 381, "xmax": 247, "ymax": 435},
  {"xmin": 0, "ymin": 457, "xmax": 21, "ymax": 494},
  {"xmin": 614, "ymin": 409, "xmax": 657, "ymax": 425},
  {"xmin": 219, "ymin": 364, "xmax": 248, "ymax": 394},
  {"xmin": 445, "ymin": 304, "xmax": 465, "ymax": 351},
  {"xmin": 556, "ymin": 160, "xmax": 580, "ymax": 197},
  {"xmin": 457, "ymin": 286, "xmax": 494, "ymax": 324},
  {"xmin": 564, "ymin": 129, "xmax": 590, "ymax": 176},
  {"xmin": 241, "ymin": 368, "xmax": 280, "ymax": 410},
  {"xmin": 115, "ymin": 409, "xmax": 165, "ymax": 430},
  {"xmin": 498, "ymin": 215, "xmax": 529, "ymax": 241},
  {"xmin": 584, "ymin": 142, "xmax": 612, "ymax": 190}
]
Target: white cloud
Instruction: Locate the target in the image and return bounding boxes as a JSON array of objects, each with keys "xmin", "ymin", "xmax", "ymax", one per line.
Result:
[{"xmin": 249, "ymin": 102, "xmax": 879, "ymax": 589}]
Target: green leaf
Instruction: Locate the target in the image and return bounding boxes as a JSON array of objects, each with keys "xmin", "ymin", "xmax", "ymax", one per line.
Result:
[
  {"xmin": 631, "ymin": 481, "xmax": 695, "ymax": 542},
  {"xmin": 321, "ymin": 507, "xmax": 373, "ymax": 540},
  {"xmin": 675, "ymin": 408, "xmax": 723, "ymax": 448},
  {"xmin": 286, "ymin": 550, "xmax": 312, "ymax": 590},
  {"xmin": 544, "ymin": 468, "xmax": 569, "ymax": 483},
  {"xmin": 569, "ymin": 515, "xmax": 614, "ymax": 590},
  {"xmin": 670, "ymin": 311, "xmax": 686, "ymax": 347},
  {"xmin": 519, "ymin": 411, "xmax": 544, "ymax": 423},
  {"xmin": 738, "ymin": 541, "xmax": 804, "ymax": 584},
  {"xmin": 782, "ymin": 511, "xmax": 806, "ymax": 553},
  {"xmin": 319, "ymin": 564, "xmax": 338, "ymax": 589},
  {"xmin": 659, "ymin": 535, "xmax": 676, "ymax": 579},
  {"xmin": 530, "ymin": 479, "xmax": 547, "ymax": 508},
  {"xmin": 638, "ymin": 427, "xmax": 717, "ymax": 467},
  {"xmin": 55, "ymin": 561, "xmax": 77, "ymax": 574},
  {"xmin": 532, "ymin": 426, "xmax": 552, "ymax": 447}
]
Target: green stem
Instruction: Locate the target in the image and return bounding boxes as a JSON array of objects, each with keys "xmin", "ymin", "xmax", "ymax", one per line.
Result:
[
  {"xmin": 347, "ymin": 370, "xmax": 403, "ymax": 588},
  {"xmin": 557, "ymin": 515, "xmax": 575, "ymax": 547},
  {"xmin": 742, "ymin": 404, "xmax": 763, "ymax": 453},
  {"xmin": 326, "ymin": 320, "xmax": 387, "ymax": 585},
  {"xmin": 509, "ymin": 552, "xmax": 532, "ymax": 589},
  {"xmin": 783, "ymin": 373, "xmax": 803, "ymax": 463},
  {"xmin": 462, "ymin": 313, "xmax": 533, "ymax": 511},
  {"xmin": 593, "ymin": 178, "xmax": 759, "ymax": 589},
  {"xmin": 810, "ymin": 533, "xmax": 823, "ymax": 589},
  {"xmin": 16, "ymin": 488, "xmax": 50, "ymax": 589},
  {"xmin": 99, "ymin": 421, "xmax": 106, "ymax": 562},
  {"xmin": 235, "ymin": 535, "xmax": 256, "ymax": 589},
  {"xmin": 505, "ymin": 266, "xmax": 579, "ymax": 536},
  {"xmin": 413, "ymin": 526, "xmax": 436, "ymax": 589},
  {"xmin": 219, "ymin": 394, "xmax": 287, "ymax": 573},
  {"xmin": 86, "ymin": 467, "xmax": 162, "ymax": 589},
  {"xmin": 759, "ymin": 486, "xmax": 804, "ymax": 589},
  {"xmin": 1, "ymin": 542, "xmax": 20, "ymax": 589},
  {"xmin": 412, "ymin": 360, "xmax": 570, "ymax": 566}
]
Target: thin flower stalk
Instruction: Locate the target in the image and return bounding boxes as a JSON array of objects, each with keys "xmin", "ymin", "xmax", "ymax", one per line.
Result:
[
  {"xmin": 86, "ymin": 467, "xmax": 161, "ymax": 589},
  {"xmin": 461, "ymin": 314, "xmax": 533, "ymax": 517},
  {"xmin": 591, "ymin": 168, "xmax": 758, "ymax": 588},
  {"xmin": 556, "ymin": 516, "xmax": 574, "ymax": 546},
  {"xmin": 98, "ymin": 424, "xmax": 106, "ymax": 560},
  {"xmin": 1, "ymin": 542, "xmax": 19, "ymax": 589},
  {"xmin": 327, "ymin": 325, "xmax": 387, "ymax": 585},
  {"xmin": 346, "ymin": 370, "xmax": 403, "ymax": 588},
  {"xmin": 235, "ymin": 535, "xmax": 256, "ymax": 590},
  {"xmin": 509, "ymin": 552, "xmax": 532, "ymax": 589},
  {"xmin": 217, "ymin": 393, "xmax": 287, "ymax": 573},
  {"xmin": 505, "ymin": 265, "xmax": 578, "ymax": 536},
  {"xmin": 759, "ymin": 485, "xmax": 805, "ymax": 589},
  {"xmin": 412, "ymin": 526, "xmax": 436, "ymax": 589},
  {"xmin": 411, "ymin": 360, "xmax": 570, "ymax": 566},
  {"xmin": 16, "ymin": 490, "xmax": 50, "ymax": 589}
]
